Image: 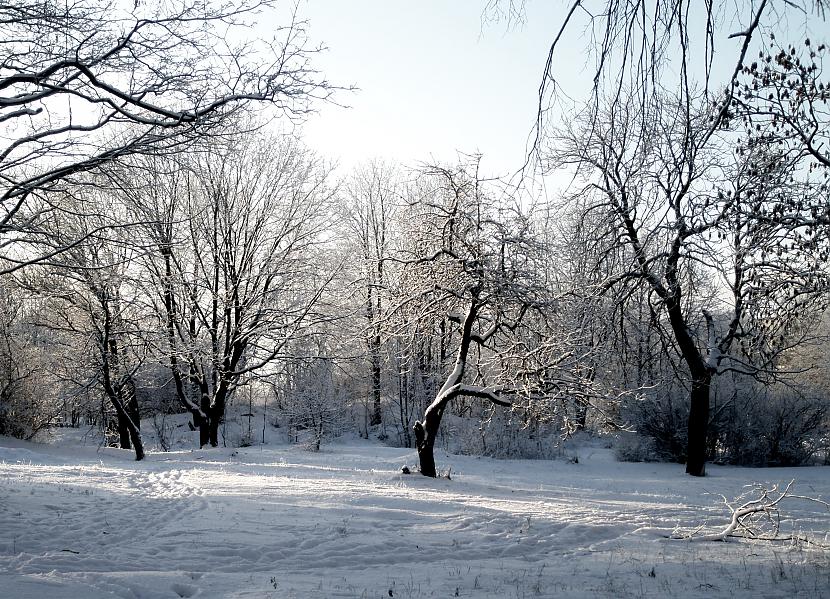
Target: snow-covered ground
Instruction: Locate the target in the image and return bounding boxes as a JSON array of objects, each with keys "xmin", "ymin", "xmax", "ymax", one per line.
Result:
[{"xmin": 1, "ymin": 428, "xmax": 828, "ymax": 598}]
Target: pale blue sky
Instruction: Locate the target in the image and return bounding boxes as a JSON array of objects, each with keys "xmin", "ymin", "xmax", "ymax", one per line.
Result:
[
  {"xmin": 294, "ymin": 1, "xmax": 827, "ymax": 177},
  {"xmin": 298, "ymin": 1, "xmax": 574, "ymax": 176}
]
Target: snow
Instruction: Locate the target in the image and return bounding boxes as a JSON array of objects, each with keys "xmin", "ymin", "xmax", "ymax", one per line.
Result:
[{"xmin": 1, "ymin": 430, "xmax": 828, "ymax": 598}]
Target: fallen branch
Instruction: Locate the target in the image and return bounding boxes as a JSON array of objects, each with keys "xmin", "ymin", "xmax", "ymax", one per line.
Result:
[{"xmin": 672, "ymin": 480, "xmax": 830, "ymax": 545}]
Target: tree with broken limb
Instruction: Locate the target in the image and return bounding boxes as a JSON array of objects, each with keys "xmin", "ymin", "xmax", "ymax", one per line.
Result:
[{"xmin": 397, "ymin": 156, "xmax": 594, "ymax": 477}]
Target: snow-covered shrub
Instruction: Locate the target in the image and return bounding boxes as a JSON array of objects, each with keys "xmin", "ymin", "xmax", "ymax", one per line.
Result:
[
  {"xmin": 714, "ymin": 389, "xmax": 829, "ymax": 466},
  {"xmin": 613, "ymin": 433, "xmax": 661, "ymax": 462},
  {"xmin": 621, "ymin": 390, "xmax": 688, "ymax": 463},
  {"xmin": 0, "ymin": 292, "xmax": 58, "ymax": 440},
  {"xmin": 621, "ymin": 379, "xmax": 829, "ymax": 466},
  {"xmin": 282, "ymin": 357, "xmax": 348, "ymax": 451},
  {"xmin": 448, "ymin": 403, "xmax": 570, "ymax": 460}
]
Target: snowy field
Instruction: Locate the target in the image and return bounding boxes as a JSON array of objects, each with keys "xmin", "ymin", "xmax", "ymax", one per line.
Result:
[{"xmin": 1, "ymin": 431, "xmax": 829, "ymax": 599}]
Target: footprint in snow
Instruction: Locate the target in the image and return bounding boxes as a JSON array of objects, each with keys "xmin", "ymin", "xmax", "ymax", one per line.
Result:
[{"xmin": 171, "ymin": 582, "xmax": 199, "ymax": 597}]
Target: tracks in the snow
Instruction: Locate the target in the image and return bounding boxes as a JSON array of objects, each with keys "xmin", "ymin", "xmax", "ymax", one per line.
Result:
[{"xmin": 0, "ymin": 458, "xmax": 211, "ymax": 598}]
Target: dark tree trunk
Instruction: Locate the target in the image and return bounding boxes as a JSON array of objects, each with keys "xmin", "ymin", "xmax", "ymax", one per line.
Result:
[
  {"xmin": 198, "ymin": 387, "xmax": 211, "ymax": 447},
  {"xmin": 126, "ymin": 417, "xmax": 145, "ymax": 461},
  {"xmin": 664, "ymin": 288, "xmax": 714, "ymax": 477},
  {"xmin": 107, "ymin": 390, "xmax": 144, "ymax": 460},
  {"xmin": 117, "ymin": 378, "xmax": 140, "ymax": 451},
  {"xmin": 685, "ymin": 372, "xmax": 711, "ymax": 476},
  {"xmin": 100, "ymin": 301, "xmax": 143, "ymax": 460},
  {"xmin": 413, "ymin": 415, "xmax": 438, "ymax": 478},
  {"xmin": 414, "ymin": 299, "xmax": 479, "ymax": 477},
  {"xmin": 369, "ymin": 346, "xmax": 382, "ymax": 426},
  {"xmin": 117, "ymin": 412, "xmax": 132, "ymax": 450},
  {"xmin": 207, "ymin": 384, "xmax": 229, "ymax": 447},
  {"xmin": 208, "ymin": 401, "xmax": 224, "ymax": 447},
  {"xmin": 208, "ymin": 412, "xmax": 220, "ymax": 447},
  {"xmin": 366, "ymin": 276, "xmax": 382, "ymax": 428}
]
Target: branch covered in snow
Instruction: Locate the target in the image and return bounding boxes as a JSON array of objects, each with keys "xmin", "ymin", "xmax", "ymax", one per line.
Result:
[{"xmin": 673, "ymin": 480, "xmax": 830, "ymax": 545}]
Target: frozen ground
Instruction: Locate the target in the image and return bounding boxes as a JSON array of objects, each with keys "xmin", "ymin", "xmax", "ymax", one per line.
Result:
[{"xmin": 0, "ymin": 428, "xmax": 828, "ymax": 598}]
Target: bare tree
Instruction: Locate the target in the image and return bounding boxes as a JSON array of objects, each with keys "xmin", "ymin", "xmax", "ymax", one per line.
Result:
[
  {"xmin": 19, "ymin": 192, "xmax": 148, "ymax": 459},
  {"xmin": 116, "ymin": 133, "xmax": 336, "ymax": 447},
  {"xmin": 0, "ymin": 0, "xmax": 336, "ymax": 271},
  {"xmin": 392, "ymin": 157, "xmax": 592, "ymax": 477},
  {"xmin": 341, "ymin": 161, "xmax": 400, "ymax": 429},
  {"xmin": 550, "ymin": 90, "xmax": 825, "ymax": 475},
  {"xmin": 484, "ymin": 1, "xmax": 824, "ymax": 165}
]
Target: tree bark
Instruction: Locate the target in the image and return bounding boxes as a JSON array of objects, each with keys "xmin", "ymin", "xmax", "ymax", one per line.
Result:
[
  {"xmin": 667, "ymin": 307, "xmax": 713, "ymax": 476},
  {"xmin": 685, "ymin": 373, "xmax": 711, "ymax": 476},
  {"xmin": 116, "ymin": 384, "xmax": 140, "ymax": 451},
  {"xmin": 414, "ymin": 299, "xmax": 479, "ymax": 477},
  {"xmin": 369, "ymin": 342, "xmax": 382, "ymax": 426},
  {"xmin": 117, "ymin": 412, "xmax": 132, "ymax": 450},
  {"xmin": 199, "ymin": 389, "xmax": 211, "ymax": 448},
  {"xmin": 208, "ymin": 401, "xmax": 224, "ymax": 447},
  {"xmin": 661, "ymin": 262, "xmax": 715, "ymax": 476},
  {"xmin": 413, "ymin": 417, "xmax": 438, "ymax": 478},
  {"xmin": 107, "ymin": 389, "xmax": 145, "ymax": 460}
]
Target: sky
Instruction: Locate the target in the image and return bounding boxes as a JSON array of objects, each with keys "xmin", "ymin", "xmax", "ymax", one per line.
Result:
[
  {"xmin": 288, "ymin": 1, "xmax": 829, "ymax": 179},
  {"xmin": 296, "ymin": 1, "xmax": 572, "ymax": 177}
]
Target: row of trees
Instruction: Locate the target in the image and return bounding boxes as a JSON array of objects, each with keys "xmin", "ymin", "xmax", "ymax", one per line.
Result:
[
  {"xmin": 4, "ymin": 119, "xmax": 827, "ymax": 474},
  {"xmin": 1, "ymin": 0, "xmax": 829, "ymax": 477}
]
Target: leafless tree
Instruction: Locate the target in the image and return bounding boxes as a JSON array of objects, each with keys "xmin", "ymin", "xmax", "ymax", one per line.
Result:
[
  {"xmin": 341, "ymin": 161, "xmax": 401, "ymax": 429},
  {"xmin": 0, "ymin": 0, "xmax": 337, "ymax": 271},
  {"xmin": 549, "ymin": 89, "xmax": 826, "ymax": 475},
  {"xmin": 484, "ymin": 1, "xmax": 823, "ymax": 165},
  {"xmin": 19, "ymin": 191, "xmax": 148, "ymax": 459},
  {"xmin": 115, "ymin": 133, "xmax": 337, "ymax": 447},
  {"xmin": 392, "ymin": 157, "xmax": 594, "ymax": 477}
]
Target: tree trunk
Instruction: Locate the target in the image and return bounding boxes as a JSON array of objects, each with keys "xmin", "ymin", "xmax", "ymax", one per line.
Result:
[
  {"xmin": 198, "ymin": 387, "xmax": 211, "ymax": 447},
  {"xmin": 414, "ymin": 299, "xmax": 479, "ymax": 477},
  {"xmin": 685, "ymin": 372, "xmax": 711, "ymax": 476},
  {"xmin": 208, "ymin": 411, "xmax": 221, "ymax": 447},
  {"xmin": 413, "ymin": 413, "xmax": 439, "ymax": 478},
  {"xmin": 370, "ymin": 346, "xmax": 382, "ymax": 426},
  {"xmin": 664, "ymin": 290, "xmax": 713, "ymax": 477},
  {"xmin": 107, "ymin": 391, "xmax": 144, "ymax": 460},
  {"xmin": 208, "ymin": 391, "xmax": 227, "ymax": 447},
  {"xmin": 117, "ymin": 378, "xmax": 140, "ymax": 451},
  {"xmin": 126, "ymin": 417, "xmax": 145, "ymax": 461},
  {"xmin": 117, "ymin": 412, "xmax": 132, "ymax": 450}
]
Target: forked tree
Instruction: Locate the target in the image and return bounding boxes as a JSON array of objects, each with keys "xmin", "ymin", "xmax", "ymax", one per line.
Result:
[
  {"xmin": 395, "ymin": 158, "xmax": 592, "ymax": 477},
  {"xmin": 115, "ymin": 134, "xmax": 336, "ymax": 447},
  {"xmin": 21, "ymin": 195, "xmax": 147, "ymax": 459}
]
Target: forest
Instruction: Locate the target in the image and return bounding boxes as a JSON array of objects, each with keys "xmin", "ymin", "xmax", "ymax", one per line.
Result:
[
  {"xmin": 2, "ymin": 2, "xmax": 830, "ymax": 598},
  {"xmin": 1, "ymin": 1, "xmax": 830, "ymax": 477}
]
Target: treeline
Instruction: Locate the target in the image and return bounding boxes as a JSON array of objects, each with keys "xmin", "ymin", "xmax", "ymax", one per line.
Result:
[
  {"xmin": 2, "ymin": 1, "xmax": 830, "ymax": 477},
  {"xmin": 1, "ymin": 121, "xmax": 828, "ymax": 473}
]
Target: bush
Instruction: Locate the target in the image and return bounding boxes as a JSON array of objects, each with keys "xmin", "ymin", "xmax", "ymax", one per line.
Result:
[
  {"xmin": 613, "ymin": 433, "xmax": 661, "ymax": 462},
  {"xmin": 0, "ymin": 302, "xmax": 56, "ymax": 439},
  {"xmin": 621, "ymin": 382, "xmax": 830, "ymax": 466},
  {"xmin": 714, "ymin": 390, "xmax": 829, "ymax": 466},
  {"xmin": 622, "ymin": 391, "xmax": 688, "ymax": 463}
]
